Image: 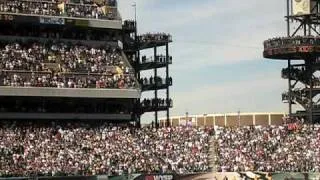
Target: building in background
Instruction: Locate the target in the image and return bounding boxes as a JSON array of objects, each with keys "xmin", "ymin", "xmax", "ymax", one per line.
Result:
[{"xmin": 160, "ymin": 112, "xmax": 287, "ymax": 127}]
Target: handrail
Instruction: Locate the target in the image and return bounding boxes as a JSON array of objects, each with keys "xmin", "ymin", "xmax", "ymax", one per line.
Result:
[
  {"xmin": 0, "ymin": 70, "xmax": 52, "ymax": 74},
  {"xmin": 0, "ymin": 69, "xmax": 135, "ymax": 76},
  {"xmin": 141, "ymin": 55, "xmax": 172, "ymax": 64}
]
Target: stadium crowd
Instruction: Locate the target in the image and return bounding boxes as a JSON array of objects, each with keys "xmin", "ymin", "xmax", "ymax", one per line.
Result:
[
  {"xmin": 141, "ymin": 98, "xmax": 173, "ymax": 108},
  {"xmin": 263, "ymin": 35, "xmax": 320, "ymax": 49},
  {"xmin": 2, "ymin": 118, "xmax": 320, "ymax": 176},
  {"xmin": 138, "ymin": 33, "xmax": 172, "ymax": 44},
  {"xmin": 216, "ymin": 124, "xmax": 320, "ymax": 172},
  {"xmin": 141, "ymin": 55, "xmax": 172, "ymax": 64},
  {"xmin": 0, "ymin": 41, "xmax": 136, "ymax": 89},
  {"xmin": 0, "ymin": 0, "xmax": 117, "ymax": 20},
  {"xmin": 140, "ymin": 76, "xmax": 172, "ymax": 86},
  {"xmin": 0, "ymin": 121, "xmax": 212, "ymax": 177}
]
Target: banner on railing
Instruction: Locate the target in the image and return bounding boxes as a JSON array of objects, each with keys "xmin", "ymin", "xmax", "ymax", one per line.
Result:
[
  {"xmin": 3, "ymin": 172, "xmax": 320, "ymax": 180},
  {"xmin": 40, "ymin": 17, "xmax": 65, "ymax": 25},
  {"xmin": 177, "ymin": 172, "xmax": 320, "ymax": 180}
]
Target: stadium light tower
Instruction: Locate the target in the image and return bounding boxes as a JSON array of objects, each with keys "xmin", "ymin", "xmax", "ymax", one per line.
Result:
[
  {"xmin": 263, "ymin": 0, "xmax": 320, "ymax": 124},
  {"xmin": 132, "ymin": 2, "xmax": 137, "ymax": 25}
]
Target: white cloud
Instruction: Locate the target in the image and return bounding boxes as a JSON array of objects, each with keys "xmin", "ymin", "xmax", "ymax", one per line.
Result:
[{"xmin": 118, "ymin": 0, "xmax": 288, "ymax": 70}]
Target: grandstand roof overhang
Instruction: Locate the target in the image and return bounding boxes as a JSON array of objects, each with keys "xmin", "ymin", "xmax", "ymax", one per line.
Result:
[
  {"xmin": 0, "ymin": 113, "xmax": 132, "ymax": 120},
  {"xmin": 0, "ymin": 12, "xmax": 123, "ymax": 30},
  {"xmin": 0, "ymin": 87, "xmax": 141, "ymax": 99}
]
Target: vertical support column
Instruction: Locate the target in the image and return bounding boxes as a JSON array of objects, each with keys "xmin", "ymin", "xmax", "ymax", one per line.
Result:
[
  {"xmin": 134, "ymin": 25, "xmax": 141, "ymax": 128},
  {"xmin": 287, "ymin": 0, "xmax": 292, "ymax": 117},
  {"xmin": 302, "ymin": 6, "xmax": 313, "ymax": 123},
  {"xmin": 166, "ymin": 43, "xmax": 170, "ymax": 127},
  {"xmin": 135, "ymin": 19, "xmax": 140, "ymax": 81},
  {"xmin": 288, "ymin": 60, "xmax": 292, "ymax": 117},
  {"xmin": 317, "ymin": 2, "xmax": 320, "ymax": 34},
  {"xmin": 308, "ymin": 61, "xmax": 313, "ymax": 124},
  {"xmin": 308, "ymin": 19, "xmax": 312, "ymax": 36},
  {"xmin": 154, "ymin": 46, "xmax": 158, "ymax": 128},
  {"xmin": 303, "ymin": 23, "xmax": 307, "ymax": 36},
  {"xmin": 136, "ymin": 32, "xmax": 141, "ymax": 128},
  {"xmin": 137, "ymin": 50, "xmax": 141, "ymax": 80}
]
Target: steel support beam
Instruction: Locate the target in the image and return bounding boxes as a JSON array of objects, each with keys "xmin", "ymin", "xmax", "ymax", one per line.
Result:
[
  {"xmin": 154, "ymin": 46, "xmax": 159, "ymax": 128},
  {"xmin": 287, "ymin": 0, "xmax": 292, "ymax": 117},
  {"xmin": 166, "ymin": 43, "xmax": 170, "ymax": 127}
]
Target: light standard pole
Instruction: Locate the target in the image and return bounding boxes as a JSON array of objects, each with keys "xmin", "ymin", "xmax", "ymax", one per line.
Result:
[
  {"xmin": 237, "ymin": 109, "xmax": 241, "ymax": 127},
  {"xmin": 186, "ymin": 111, "xmax": 189, "ymax": 126},
  {"xmin": 132, "ymin": 2, "xmax": 139, "ymax": 127},
  {"xmin": 132, "ymin": 2, "xmax": 137, "ymax": 43},
  {"xmin": 132, "ymin": 2, "xmax": 137, "ymax": 27}
]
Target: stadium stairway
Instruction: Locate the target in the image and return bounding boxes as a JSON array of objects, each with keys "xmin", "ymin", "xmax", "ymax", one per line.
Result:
[
  {"xmin": 121, "ymin": 51, "xmax": 135, "ymax": 70},
  {"xmin": 121, "ymin": 51, "xmax": 141, "ymax": 88},
  {"xmin": 209, "ymin": 136, "xmax": 218, "ymax": 172}
]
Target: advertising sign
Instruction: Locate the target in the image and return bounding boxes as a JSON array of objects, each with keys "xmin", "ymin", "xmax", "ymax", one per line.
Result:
[
  {"xmin": 0, "ymin": 14, "xmax": 14, "ymax": 21},
  {"xmin": 40, "ymin": 17, "xmax": 65, "ymax": 25}
]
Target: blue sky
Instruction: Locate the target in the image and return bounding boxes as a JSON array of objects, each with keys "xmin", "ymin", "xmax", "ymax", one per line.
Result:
[{"xmin": 118, "ymin": 0, "xmax": 294, "ymax": 122}]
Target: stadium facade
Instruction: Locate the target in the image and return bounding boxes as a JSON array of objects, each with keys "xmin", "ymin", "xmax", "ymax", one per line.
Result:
[{"xmin": 0, "ymin": 0, "xmax": 172, "ymax": 126}]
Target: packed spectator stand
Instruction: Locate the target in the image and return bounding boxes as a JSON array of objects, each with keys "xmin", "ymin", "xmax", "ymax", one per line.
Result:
[
  {"xmin": 0, "ymin": 0, "xmax": 180, "ymax": 178},
  {"xmin": 4, "ymin": 118, "xmax": 320, "ymax": 177},
  {"xmin": 0, "ymin": 40, "xmax": 137, "ymax": 89},
  {"xmin": 3, "ymin": 115, "xmax": 320, "ymax": 176},
  {"xmin": 0, "ymin": 0, "xmax": 118, "ymax": 20},
  {"xmin": 215, "ymin": 123, "xmax": 320, "ymax": 172},
  {"xmin": 263, "ymin": 36, "xmax": 320, "ymax": 49},
  {"xmin": 138, "ymin": 33, "xmax": 172, "ymax": 44},
  {"xmin": 0, "ymin": 120, "xmax": 213, "ymax": 177}
]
